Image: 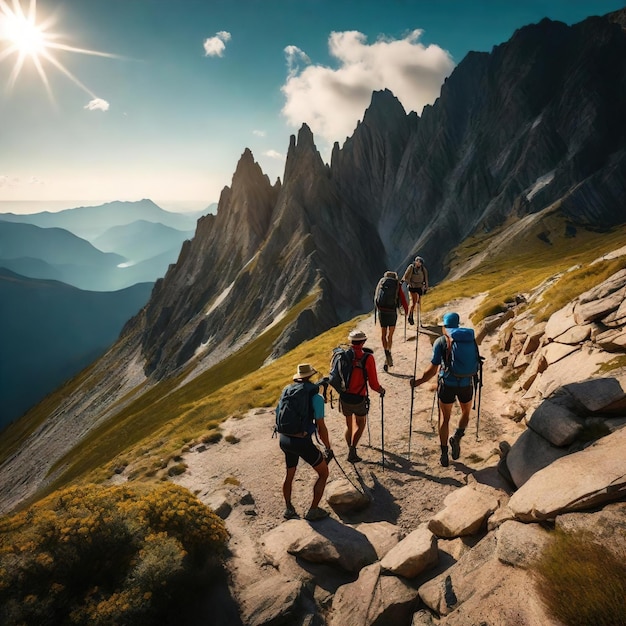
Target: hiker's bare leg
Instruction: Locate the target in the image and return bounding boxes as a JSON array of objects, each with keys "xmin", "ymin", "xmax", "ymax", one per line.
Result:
[
  {"xmin": 387, "ymin": 326, "xmax": 395, "ymax": 351},
  {"xmin": 380, "ymin": 326, "xmax": 388, "ymax": 350},
  {"xmin": 457, "ymin": 400, "xmax": 472, "ymax": 430},
  {"xmin": 409, "ymin": 292, "xmax": 418, "ymax": 316},
  {"xmin": 310, "ymin": 460, "xmax": 329, "ymax": 509},
  {"xmin": 352, "ymin": 415, "xmax": 367, "ymax": 447},
  {"xmin": 283, "ymin": 466, "xmax": 297, "ymax": 507},
  {"xmin": 344, "ymin": 415, "xmax": 355, "ymax": 446},
  {"xmin": 438, "ymin": 401, "xmax": 453, "ymax": 446}
]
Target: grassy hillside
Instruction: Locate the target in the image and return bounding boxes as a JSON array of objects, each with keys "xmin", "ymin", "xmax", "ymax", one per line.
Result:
[{"xmin": 2, "ymin": 214, "xmax": 626, "ymax": 509}]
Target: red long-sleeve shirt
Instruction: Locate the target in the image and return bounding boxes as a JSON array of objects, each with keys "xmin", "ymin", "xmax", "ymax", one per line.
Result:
[{"xmin": 346, "ymin": 344, "xmax": 382, "ymax": 395}]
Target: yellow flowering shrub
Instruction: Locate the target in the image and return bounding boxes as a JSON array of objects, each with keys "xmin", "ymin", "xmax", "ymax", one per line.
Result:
[{"xmin": 0, "ymin": 483, "xmax": 229, "ymax": 626}]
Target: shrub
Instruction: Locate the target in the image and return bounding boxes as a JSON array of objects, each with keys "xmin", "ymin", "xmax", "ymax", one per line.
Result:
[
  {"xmin": 533, "ymin": 529, "xmax": 626, "ymax": 626},
  {"xmin": 0, "ymin": 483, "xmax": 229, "ymax": 626}
]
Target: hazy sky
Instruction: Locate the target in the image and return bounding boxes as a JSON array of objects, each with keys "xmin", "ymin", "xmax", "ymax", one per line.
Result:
[{"xmin": 0, "ymin": 0, "xmax": 622, "ymax": 212}]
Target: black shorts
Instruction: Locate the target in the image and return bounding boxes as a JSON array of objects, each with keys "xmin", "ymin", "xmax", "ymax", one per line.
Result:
[
  {"xmin": 378, "ymin": 310, "xmax": 397, "ymax": 328},
  {"xmin": 279, "ymin": 433, "xmax": 323, "ymax": 469},
  {"xmin": 339, "ymin": 394, "xmax": 369, "ymax": 417},
  {"xmin": 438, "ymin": 382, "xmax": 473, "ymax": 404},
  {"xmin": 408, "ymin": 287, "xmax": 424, "ymax": 295}
]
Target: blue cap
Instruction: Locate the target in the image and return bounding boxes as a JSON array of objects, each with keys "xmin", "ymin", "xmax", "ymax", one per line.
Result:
[{"xmin": 442, "ymin": 312, "xmax": 460, "ymax": 328}]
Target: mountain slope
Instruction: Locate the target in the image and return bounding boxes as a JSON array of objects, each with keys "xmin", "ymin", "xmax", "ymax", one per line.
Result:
[{"xmin": 0, "ymin": 270, "xmax": 153, "ymax": 429}]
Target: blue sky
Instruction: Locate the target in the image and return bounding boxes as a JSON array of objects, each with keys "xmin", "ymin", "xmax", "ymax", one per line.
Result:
[{"xmin": 0, "ymin": 0, "xmax": 623, "ymax": 212}]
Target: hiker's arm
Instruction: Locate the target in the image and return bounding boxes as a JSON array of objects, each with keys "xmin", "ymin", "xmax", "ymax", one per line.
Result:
[
  {"xmin": 316, "ymin": 418, "xmax": 331, "ymax": 451},
  {"xmin": 423, "ymin": 266, "xmax": 429, "ymax": 290},
  {"xmin": 401, "ymin": 265, "xmax": 411, "ymax": 283},
  {"xmin": 411, "ymin": 362, "xmax": 438, "ymax": 387},
  {"xmin": 365, "ymin": 355, "xmax": 385, "ymax": 395}
]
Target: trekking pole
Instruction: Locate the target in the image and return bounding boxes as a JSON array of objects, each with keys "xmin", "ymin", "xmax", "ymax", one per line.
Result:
[
  {"xmin": 407, "ymin": 300, "xmax": 421, "ymax": 461},
  {"xmin": 429, "ymin": 387, "xmax": 436, "ymax": 431},
  {"xmin": 475, "ymin": 365, "xmax": 484, "ymax": 441},
  {"xmin": 367, "ymin": 412, "xmax": 371, "ymax": 447},
  {"xmin": 380, "ymin": 394, "xmax": 385, "ymax": 471}
]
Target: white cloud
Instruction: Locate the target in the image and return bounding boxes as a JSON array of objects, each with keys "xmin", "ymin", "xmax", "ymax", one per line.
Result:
[
  {"xmin": 264, "ymin": 150, "xmax": 284, "ymax": 160},
  {"xmin": 253, "ymin": 129, "xmax": 266, "ymax": 137},
  {"xmin": 84, "ymin": 98, "xmax": 110, "ymax": 112},
  {"xmin": 203, "ymin": 30, "xmax": 232, "ymax": 57},
  {"xmin": 0, "ymin": 175, "xmax": 42, "ymax": 188},
  {"xmin": 281, "ymin": 29, "xmax": 455, "ymax": 145}
]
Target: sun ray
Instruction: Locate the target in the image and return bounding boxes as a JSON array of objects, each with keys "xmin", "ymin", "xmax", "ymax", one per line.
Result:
[{"xmin": 0, "ymin": 0, "xmax": 119, "ymax": 98}]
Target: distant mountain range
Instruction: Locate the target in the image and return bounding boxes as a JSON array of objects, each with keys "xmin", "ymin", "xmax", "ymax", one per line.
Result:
[
  {"xmin": 0, "ymin": 200, "xmax": 212, "ymax": 291},
  {"xmin": 0, "ymin": 199, "xmax": 213, "ymax": 240},
  {"xmin": 0, "ymin": 200, "xmax": 214, "ymax": 426},
  {"xmin": 0, "ymin": 269, "xmax": 153, "ymax": 429}
]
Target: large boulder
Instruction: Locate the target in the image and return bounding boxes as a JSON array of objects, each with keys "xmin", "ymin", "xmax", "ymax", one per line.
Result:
[
  {"xmin": 380, "ymin": 524, "xmax": 439, "ymax": 578},
  {"xmin": 509, "ymin": 426, "xmax": 626, "ymax": 521},
  {"xmin": 427, "ymin": 486, "xmax": 500, "ymax": 538},
  {"xmin": 261, "ymin": 518, "xmax": 378, "ymax": 573},
  {"xmin": 329, "ymin": 563, "xmax": 420, "ymax": 626}
]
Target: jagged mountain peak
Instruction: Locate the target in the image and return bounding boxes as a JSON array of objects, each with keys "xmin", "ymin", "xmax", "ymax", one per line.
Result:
[
  {"xmin": 362, "ymin": 88, "xmax": 408, "ymax": 125},
  {"xmin": 284, "ymin": 123, "xmax": 327, "ymax": 183}
]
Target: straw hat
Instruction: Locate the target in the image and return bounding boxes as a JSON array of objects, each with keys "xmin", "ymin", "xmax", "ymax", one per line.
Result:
[
  {"xmin": 348, "ymin": 329, "xmax": 367, "ymax": 343},
  {"xmin": 293, "ymin": 363, "xmax": 317, "ymax": 380}
]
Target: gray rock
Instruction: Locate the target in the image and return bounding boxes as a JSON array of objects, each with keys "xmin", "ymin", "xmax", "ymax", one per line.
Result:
[
  {"xmin": 595, "ymin": 327, "xmax": 626, "ymax": 351},
  {"xmin": 544, "ymin": 301, "xmax": 576, "ymax": 340},
  {"xmin": 563, "ymin": 374, "xmax": 626, "ymax": 413},
  {"xmin": 553, "ymin": 323, "xmax": 592, "ymax": 345},
  {"xmin": 505, "ymin": 427, "xmax": 569, "ymax": 488},
  {"xmin": 427, "ymin": 486, "xmax": 500, "ymax": 538},
  {"xmin": 329, "ymin": 563, "xmax": 420, "ymax": 626},
  {"xmin": 496, "ymin": 520, "xmax": 551, "ymax": 568},
  {"xmin": 261, "ymin": 518, "xmax": 378, "ymax": 573},
  {"xmin": 380, "ymin": 524, "xmax": 439, "ymax": 578},
  {"xmin": 508, "ymin": 426, "xmax": 626, "ymax": 521},
  {"xmin": 325, "ymin": 478, "xmax": 371, "ymax": 511},
  {"xmin": 556, "ymin": 501, "xmax": 626, "ymax": 559},
  {"xmin": 542, "ymin": 342, "xmax": 579, "ymax": 366},
  {"xmin": 355, "ymin": 521, "xmax": 405, "ymax": 560},
  {"xmin": 238, "ymin": 575, "xmax": 304, "ymax": 626},
  {"xmin": 526, "ymin": 398, "xmax": 585, "ymax": 447}
]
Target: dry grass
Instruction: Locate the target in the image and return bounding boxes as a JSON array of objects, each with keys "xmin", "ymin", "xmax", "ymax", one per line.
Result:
[{"xmin": 533, "ymin": 529, "xmax": 626, "ymax": 626}]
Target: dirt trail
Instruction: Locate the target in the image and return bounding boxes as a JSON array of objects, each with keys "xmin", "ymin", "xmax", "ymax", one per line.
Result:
[{"xmin": 174, "ymin": 296, "xmax": 523, "ymax": 581}]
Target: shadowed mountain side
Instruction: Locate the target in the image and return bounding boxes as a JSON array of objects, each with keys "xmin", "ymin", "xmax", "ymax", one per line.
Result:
[
  {"xmin": 0, "ymin": 270, "xmax": 153, "ymax": 429},
  {"xmin": 370, "ymin": 13, "xmax": 626, "ymax": 277}
]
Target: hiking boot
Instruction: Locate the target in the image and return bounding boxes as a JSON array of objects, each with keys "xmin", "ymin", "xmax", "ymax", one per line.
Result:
[
  {"xmin": 384, "ymin": 349, "xmax": 392, "ymax": 367},
  {"xmin": 347, "ymin": 446, "xmax": 362, "ymax": 463},
  {"xmin": 440, "ymin": 447, "xmax": 449, "ymax": 467},
  {"xmin": 283, "ymin": 505, "xmax": 299, "ymax": 520},
  {"xmin": 408, "ymin": 313, "xmax": 415, "ymax": 325},
  {"xmin": 449, "ymin": 435, "xmax": 462, "ymax": 460},
  {"xmin": 305, "ymin": 507, "xmax": 329, "ymax": 521}
]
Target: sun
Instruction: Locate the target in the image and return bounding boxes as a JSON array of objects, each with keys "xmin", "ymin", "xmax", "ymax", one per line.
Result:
[{"xmin": 0, "ymin": 0, "xmax": 117, "ymax": 98}]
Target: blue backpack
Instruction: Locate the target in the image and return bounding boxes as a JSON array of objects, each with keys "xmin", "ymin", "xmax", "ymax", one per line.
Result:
[
  {"xmin": 441, "ymin": 327, "xmax": 482, "ymax": 384},
  {"xmin": 275, "ymin": 381, "xmax": 318, "ymax": 435}
]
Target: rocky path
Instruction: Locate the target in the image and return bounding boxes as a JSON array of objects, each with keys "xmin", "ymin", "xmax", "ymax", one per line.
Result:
[{"xmin": 174, "ymin": 296, "xmax": 523, "ymax": 590}]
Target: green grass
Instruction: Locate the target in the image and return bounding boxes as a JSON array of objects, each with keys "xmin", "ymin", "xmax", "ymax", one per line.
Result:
[
  {"xmin": 421, "ymin": 215, "xmax": 626, "ymax": 326},
  {"xmin": 533, "ymin": 529, "xmax": 626, "ymax": 626}
]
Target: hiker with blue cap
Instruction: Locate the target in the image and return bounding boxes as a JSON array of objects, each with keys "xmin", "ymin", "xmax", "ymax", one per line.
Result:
[{"xmin": 410, "ymin": 312, "xmax": 481, "ymax": 467}]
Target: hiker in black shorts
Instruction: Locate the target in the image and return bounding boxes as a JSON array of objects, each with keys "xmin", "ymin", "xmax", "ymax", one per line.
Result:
[
  {"xmin": 277, "ymin": 363, "xmax": 333, "ymax": 521},
  {"xmin": 374, "ymin": 271, "xmax": 408, "ymax": 367},
  {"xmin": 402, "ymin": 256, "xmax": 429, "ymax": 325},
  {"xmin": 410, "ymin": 312, "xmax": 476, "ymax": 467}
]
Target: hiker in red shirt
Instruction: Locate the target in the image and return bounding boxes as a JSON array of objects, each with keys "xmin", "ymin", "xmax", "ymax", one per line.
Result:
[{"xmin": 340, "ymin": 330, "xmax": 385, "ymax": 463}]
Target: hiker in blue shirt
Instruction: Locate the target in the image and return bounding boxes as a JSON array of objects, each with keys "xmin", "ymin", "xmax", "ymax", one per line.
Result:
[
  {"xmin": 277, "ymin": 363, "xmax": 333, "ymax": 521},
  {"xmin": 410, "ymin": 312, "xmax": 476, "ymax": 467}
]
